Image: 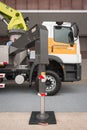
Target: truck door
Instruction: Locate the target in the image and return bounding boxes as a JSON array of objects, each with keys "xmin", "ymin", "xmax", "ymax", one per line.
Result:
[{"xmin": 50, "ymin": 25, "xmax": 76, "ymax": 55}]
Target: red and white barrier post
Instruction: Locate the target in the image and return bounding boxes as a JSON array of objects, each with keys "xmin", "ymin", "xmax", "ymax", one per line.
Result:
[
  {"xmin": 0, "ymin": 73, "xmax": 5, "ymax": 88},
  {"xmin": 37, "ymin": 72, "xmax": 49, "ymax": 121}
]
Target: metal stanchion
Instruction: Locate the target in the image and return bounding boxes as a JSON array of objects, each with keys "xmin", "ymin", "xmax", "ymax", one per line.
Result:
[
  {"xmin": 29, "ymin": 71, "xmax": 57, "ymax": 125},
  {"xmin": 36, "ymin": 94, "xmax": 49, "ymax": 122},
  {"xmin": 28, "ymin": 25, "xmax": 56, "ymax": 125}
]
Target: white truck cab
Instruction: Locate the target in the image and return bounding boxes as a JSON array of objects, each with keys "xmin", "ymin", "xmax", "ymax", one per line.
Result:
[
  {"xmin": 42, "ymin": 21, "xmax": 81, "ymax": 82},
  {"xmin": 43, "ymin": 21, "xmax": 81, "ymax": 64}
]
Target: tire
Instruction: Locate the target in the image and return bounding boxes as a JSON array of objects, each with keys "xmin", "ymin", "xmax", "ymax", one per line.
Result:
[{"xmin": 35, "ymin": 70, "xmax": 61, "ymax": 96}]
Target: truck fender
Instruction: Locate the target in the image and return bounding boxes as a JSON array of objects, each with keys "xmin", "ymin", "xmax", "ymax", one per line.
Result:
[
  {"xmin": 48, "ymin": 55, "xmax": 63, "ymax": 64},
  {"xmin": 29, "ymin": 55, "xmax": 63, "ymax": 85}
]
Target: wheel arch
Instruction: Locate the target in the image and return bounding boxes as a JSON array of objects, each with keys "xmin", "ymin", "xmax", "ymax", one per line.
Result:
[
  {"xmin": 29, "ymin": 55, "xmax": 64, "ymax": 83},
  {"xmin": 47, "ymin": 55, "xmax": 64, "ymax": 80}
]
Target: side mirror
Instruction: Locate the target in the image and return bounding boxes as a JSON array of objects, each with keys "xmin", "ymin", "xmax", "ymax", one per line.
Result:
[
  {"xmin": 68, "ymin": 31, "xmax": 74, "ymax": 47},
  {"xmin": 72, "ymin": 23, "xmax": 79, "ymax": 38}
]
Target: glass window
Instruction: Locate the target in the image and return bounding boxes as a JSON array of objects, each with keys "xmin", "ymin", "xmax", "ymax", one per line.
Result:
[{"xmin": 54, "ymin": 26, "xmax": 73, "ymax": 43}]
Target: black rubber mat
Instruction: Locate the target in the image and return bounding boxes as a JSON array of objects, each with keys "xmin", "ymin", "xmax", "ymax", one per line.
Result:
[{"xmin": 29, "ymin": 111, "xmax": 57, "ymax": 125}]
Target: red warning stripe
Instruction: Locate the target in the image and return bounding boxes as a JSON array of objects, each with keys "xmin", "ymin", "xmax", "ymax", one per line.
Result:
[
  {"xmin": 0, "ymin": 62, "xmax": 8, "ymax": 66},
  {"xmin": 3, "ymin": 62, "xmax": 8, "ymax": 65},
  {"xmin": 38, "ymin": 93, "xmax": 47, "ymax": 96},
  {"xmin": 38, "ymin": 75, "xmax": 44, "ymax": 79},
  {"xmin": 0, "ymin": 73, "xmax": 5, "ymax": 78},
  {"xmin": 0, "ymin": 84, "xmax": 5, "ymax": 88}
]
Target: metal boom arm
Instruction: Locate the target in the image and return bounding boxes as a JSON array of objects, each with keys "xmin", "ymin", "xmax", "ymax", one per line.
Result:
[
  {"xmin": 12, "ymin": 24, "xmax": 49, "ymax": 93},
  {"xmin": 0, "ymin": 2, "xmax": 28, "ymax": 31}
]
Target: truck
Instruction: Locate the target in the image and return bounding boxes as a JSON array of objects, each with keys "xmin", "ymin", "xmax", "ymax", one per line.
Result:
[{"xmin": 0, "ymin": 2, "xmax": 81, "ymax": 95}]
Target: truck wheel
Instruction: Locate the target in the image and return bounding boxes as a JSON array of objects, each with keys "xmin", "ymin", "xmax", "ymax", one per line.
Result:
[{"xmin": 35, "ymin": 70, "xmax": 61, "ymax": 96}]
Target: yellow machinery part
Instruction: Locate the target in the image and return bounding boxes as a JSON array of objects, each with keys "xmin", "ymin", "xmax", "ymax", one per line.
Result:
[{"xmin": 0, "ymin": 2, "xmax": 28, "ymax": 31}]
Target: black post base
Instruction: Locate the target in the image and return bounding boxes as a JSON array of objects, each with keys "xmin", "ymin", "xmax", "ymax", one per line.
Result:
[{"xmin": 29, "ymin": 111, "xmax": 57, "ymax": 125}]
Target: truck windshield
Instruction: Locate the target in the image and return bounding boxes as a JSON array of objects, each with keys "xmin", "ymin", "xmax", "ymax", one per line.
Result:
[{"xmin": 54, "ymin": 26, "xmax": 73, "ymax": 43}]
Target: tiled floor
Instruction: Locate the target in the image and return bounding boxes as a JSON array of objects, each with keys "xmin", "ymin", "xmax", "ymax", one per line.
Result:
[{"xmin": 0, "ymin": 112, "xmax": 87, "ymax": 130}]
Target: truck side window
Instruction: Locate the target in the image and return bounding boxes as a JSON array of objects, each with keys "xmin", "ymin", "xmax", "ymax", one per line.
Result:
[{"xmin": 54, "ymin": 26, "xmax": 73, "ymax": 44}]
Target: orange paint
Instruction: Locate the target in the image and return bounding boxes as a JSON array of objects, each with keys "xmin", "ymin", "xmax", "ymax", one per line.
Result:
[{"xmin": 48, "ymin": 38, "xmax": 77, "ymax": 54}]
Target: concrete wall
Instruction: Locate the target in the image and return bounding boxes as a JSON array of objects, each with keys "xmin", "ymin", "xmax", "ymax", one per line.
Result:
[
  {"xmin": 82, "ymin": 59, "xmax": 87, "ymax": 80},
  {"xmin": 80, "ymin": 37, "xmax": 87, "ymax": 59},
  {"xmin": 23, "ymin": 12, "xmax": 87, "ymax": 36},
  {"xmin": 0, "ymin": 12, "xmax": 87, "ymax": 36}
]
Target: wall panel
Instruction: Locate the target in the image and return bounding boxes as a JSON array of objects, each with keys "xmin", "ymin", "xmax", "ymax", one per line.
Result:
[
  {"xmin": 80, "ymin": 37, "xmax": 87, "ymax": 59},
  {"xmin": 0, "ymin": 0, "xmax": 5, "ymax": 2},
  {"xmin": 0, "ymin": 0, "xmax": 87, "ymax": 10},
  {"xmin": 38, "ymin": 0, "xmax": 49, "ymax": 9},
  {"xmin": 5, "ymin": 0, "xmax": 15, "ymax": 8},
  {"xmin": 16, "ymin": 0, "xmax": 27, "ymax": 9},
  {"xmin": 27, "ymin": 0, "xmax": 38, "ymax": 10},
  {"xmin": 50, "ymin": 0, "xmax": 60, "ymax": 9},
  {"xmin": 0, "ymin": 36, "xmax": 9, "ymax": 45},
  {"xmin": 72, "ymin": 0, "xmax": 83, "ymax": 10},
  {"xmin": 83, "ymin": 0, "xmax": 87, "ymax": 9},
  {"xmin": 60, "ymin": 0, "xmax": 72, "ymax": 9},
  {"xmin": 81, "ymin": 51, "xmax": 87, "ymax": 59}
]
